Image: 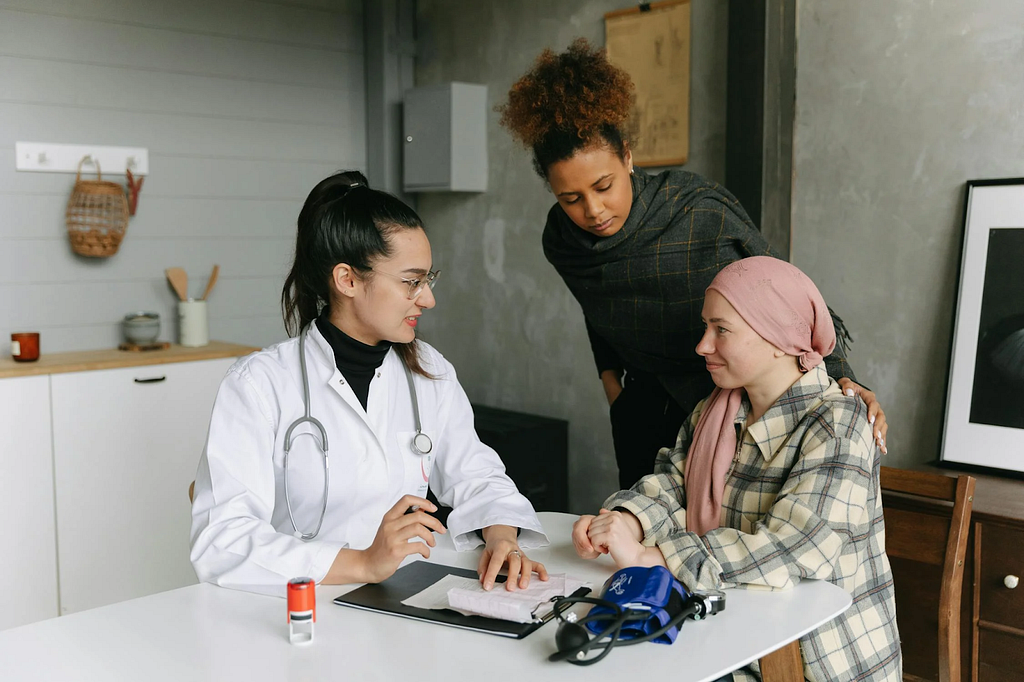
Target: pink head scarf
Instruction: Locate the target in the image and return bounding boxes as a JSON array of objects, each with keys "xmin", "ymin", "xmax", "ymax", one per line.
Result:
[{"xmin": 683, "ymin": 257, "xmax": 836, "ymax": 536}]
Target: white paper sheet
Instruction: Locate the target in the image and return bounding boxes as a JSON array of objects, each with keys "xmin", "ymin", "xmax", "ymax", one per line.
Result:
[{"xmin": 401, "ymin": 573, "xmax": 588, "ymax": 624}]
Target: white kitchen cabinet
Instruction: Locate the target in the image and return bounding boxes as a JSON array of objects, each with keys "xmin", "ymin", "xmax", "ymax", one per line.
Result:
[
  {"xmin": 0, "ymin": 342, "xmax": 254, "ymax": 629},
  {"xmin": 0, "ymin": 375, "xmax": 60, "ymax": 630},
  {"xmin": 50, "ymin": 357, "xmax": 234, "ymax": 615}
]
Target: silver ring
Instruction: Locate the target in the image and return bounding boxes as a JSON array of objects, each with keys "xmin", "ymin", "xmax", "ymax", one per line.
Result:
[{"xmin": 508, "ymin": 549, "xmax": 522, "ymax": 560}]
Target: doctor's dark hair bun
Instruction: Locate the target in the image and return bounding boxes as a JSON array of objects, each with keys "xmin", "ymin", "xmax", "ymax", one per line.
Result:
[
  {"xmin": 498, "ymin": 38, "xmax": 634, "ymax": 177},
  {"xmin": 282, "ymin": 171, "xmax": 432, "ymax": 376}
]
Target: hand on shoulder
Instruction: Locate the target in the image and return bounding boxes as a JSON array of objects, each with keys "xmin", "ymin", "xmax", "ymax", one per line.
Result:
[{"xmin": 837, "ymin": 378, "xmax": 887, "ymax": 454}]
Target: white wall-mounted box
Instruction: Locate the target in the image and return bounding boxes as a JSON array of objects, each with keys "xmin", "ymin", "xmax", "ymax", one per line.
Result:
[{"xmin": 403, "ymin": 82, "xmax": 487, "ymax": 193}]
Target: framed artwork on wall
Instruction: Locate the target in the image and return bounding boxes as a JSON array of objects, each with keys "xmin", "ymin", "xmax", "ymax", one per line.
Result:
[
  {"xmin": 941, "ymin": 179, "xmax": 1024, "ymax": 475},
  {"xmin": 604, "ymin": 0, "xmax": 691, "ymax": 167}
]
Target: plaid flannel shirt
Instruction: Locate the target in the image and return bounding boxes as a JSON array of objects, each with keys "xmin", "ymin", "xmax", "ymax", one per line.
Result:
[{"xmin": 604, "ymin": 365, "xmax": 901, "ymax": 682}]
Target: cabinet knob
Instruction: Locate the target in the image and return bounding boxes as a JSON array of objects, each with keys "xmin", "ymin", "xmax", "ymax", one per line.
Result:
[
  {"xmin": 406, "ymin": 136, "xmax": 413, "ymax": 143},
  {"xmin": 1006, "ymin": 575, "xmax": 1020, "ymax": 589}
]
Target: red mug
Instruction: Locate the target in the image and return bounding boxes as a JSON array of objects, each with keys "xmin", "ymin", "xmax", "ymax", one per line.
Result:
[{"xmin": 11, "ymin": 332, "xmax": 40, "ymax": 362}]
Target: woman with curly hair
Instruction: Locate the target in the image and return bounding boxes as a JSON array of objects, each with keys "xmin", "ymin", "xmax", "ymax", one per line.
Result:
[{"xmin": 499, "ymin": 39, "xmax": 887, "ymax": 489}]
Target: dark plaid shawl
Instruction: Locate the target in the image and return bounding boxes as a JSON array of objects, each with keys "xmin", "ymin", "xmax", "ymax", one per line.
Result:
[{"xmin": 543, "ymin": 168, "xmax": 854, "ymax": 413}]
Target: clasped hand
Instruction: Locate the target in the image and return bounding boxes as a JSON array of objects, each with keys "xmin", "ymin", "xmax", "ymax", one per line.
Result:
[{"xmin": 573, "ymin": 508, "xmax": 648, "ymax": 567}]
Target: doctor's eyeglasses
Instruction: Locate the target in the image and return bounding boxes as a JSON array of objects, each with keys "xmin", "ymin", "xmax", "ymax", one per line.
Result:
[{"xmin": 373, "ymin": 269, "xmax": 440, "ymax": 299}]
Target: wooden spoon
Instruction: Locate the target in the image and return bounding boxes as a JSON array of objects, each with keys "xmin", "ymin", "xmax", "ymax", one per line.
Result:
[
  {"xmin": 165, "ymin": 267, "xmax": 188, "ymax": 301},
  {"xmin": 201, "ymin": 264, "xmax": 220, "ymax": 301}
]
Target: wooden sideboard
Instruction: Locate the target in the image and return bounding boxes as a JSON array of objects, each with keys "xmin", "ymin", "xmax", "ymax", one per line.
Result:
[
  {"xmin": 967, "ymin": 471, "xmax": 1024, "ymax": 682},
  {"xmin": 887, "ymin": 467, "xmax": 1024, "ymax": 682}
]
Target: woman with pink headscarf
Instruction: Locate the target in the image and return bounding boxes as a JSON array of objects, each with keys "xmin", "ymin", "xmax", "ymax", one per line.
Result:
[{"xmin": 572, "ymin": 257, "xmax": 901, "ymax": 682}]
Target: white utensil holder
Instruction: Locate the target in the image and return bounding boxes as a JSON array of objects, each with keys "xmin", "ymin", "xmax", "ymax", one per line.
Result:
[{"xmin": 178, "ymin": 299, "xmax": 209, "ymax": 347}]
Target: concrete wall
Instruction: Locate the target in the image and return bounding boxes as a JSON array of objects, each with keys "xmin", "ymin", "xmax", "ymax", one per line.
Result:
[
  {"xmin": 0, "ymin": 0, "xmax": 365, "ymax": 352},
  {"xmin": 414, "ymin": 0, "xmax": 730, "ymax": 512},
  {"xmin": 791, "ymin": 1, "xmax": 1024, "ymax": 469}
]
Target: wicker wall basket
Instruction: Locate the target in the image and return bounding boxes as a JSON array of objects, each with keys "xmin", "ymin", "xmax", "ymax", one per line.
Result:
[{"xmin": 66, "ymin": 159, "xmax": 129, "ymax": 257}]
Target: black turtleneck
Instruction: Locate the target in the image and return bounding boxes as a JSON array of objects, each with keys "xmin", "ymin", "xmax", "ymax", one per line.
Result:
[{"xmin": 316, "ymin": 316, "xmax": 392, "ymax": 411}]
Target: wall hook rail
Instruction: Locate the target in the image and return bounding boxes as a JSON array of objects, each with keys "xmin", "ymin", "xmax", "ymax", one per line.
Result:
[{"xmin": 15, "ymin": 142, "xmax": 148, "ymax": 175}]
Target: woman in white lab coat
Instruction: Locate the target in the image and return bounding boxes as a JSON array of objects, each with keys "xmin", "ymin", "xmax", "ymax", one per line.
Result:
[{"xmin": 190, "ymin": 171, "xmax": 549, "ymax": 596}]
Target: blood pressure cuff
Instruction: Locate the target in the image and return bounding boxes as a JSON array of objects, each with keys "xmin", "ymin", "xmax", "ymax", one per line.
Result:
[{"xmin": 585, "ymin": 565, "xmax": 689, "ymax": 645}]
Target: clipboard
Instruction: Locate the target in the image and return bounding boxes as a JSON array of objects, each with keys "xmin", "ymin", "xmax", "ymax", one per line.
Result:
[{"xmin": 332, "ymin": 561, "xmax": 590, "ymax": 639}]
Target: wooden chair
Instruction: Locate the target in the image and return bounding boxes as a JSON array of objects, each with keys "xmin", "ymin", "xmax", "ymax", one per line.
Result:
[
  {"xmin": 760, "ymin": 639, "xmax": 805, "ymax": 682},
  {"xmin": 880, "ymin": 466, "xmax": 976, "ymax": 682}
]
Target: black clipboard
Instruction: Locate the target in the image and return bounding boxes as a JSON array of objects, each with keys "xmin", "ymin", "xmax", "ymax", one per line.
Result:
[{"xmin": 332, "ymin": 561, "xmax": 590, "ymax": 639}]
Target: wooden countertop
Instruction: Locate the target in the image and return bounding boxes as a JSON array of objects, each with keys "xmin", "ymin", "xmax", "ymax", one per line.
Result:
[
  {"xmin": 0, "ymin": 341, "xmax": 260, "ymax": 378},
  {"xmin": 917, "ymin": 463, "xmax": 1024, "ymax": 527},
  {"xmin": 963, "ymin": 472, "xmax": 1024, "ymax": 526}
]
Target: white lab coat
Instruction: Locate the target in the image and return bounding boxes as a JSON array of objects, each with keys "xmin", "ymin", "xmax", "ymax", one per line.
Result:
[{"xmin": 190, "ymin": 325, "xmax": 548, "ymax": 595}]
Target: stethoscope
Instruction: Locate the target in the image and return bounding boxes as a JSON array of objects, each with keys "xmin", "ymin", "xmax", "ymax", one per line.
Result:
[{"xmin": 283, "ymin": 325, "xmax": 433, "ymax": 540}]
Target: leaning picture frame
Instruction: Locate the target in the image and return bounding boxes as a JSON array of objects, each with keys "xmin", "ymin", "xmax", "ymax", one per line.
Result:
[{"xmin": 940, "ymin": 179, "xmax": 1024, "ymax": 475}]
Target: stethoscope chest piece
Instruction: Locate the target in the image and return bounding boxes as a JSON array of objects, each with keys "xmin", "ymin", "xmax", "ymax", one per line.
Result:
[{"xmin": 413, "ymin": 431, "xmax": 433, "ymax": 455}]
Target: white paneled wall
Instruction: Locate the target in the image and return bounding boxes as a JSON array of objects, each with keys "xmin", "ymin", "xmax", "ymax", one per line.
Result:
[{"xmin": 0, "ymin": 0, "xmax": 365, "ymax": 351}]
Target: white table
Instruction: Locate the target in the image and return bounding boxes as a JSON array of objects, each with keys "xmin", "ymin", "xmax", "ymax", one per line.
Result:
[{"xmin": 0, "ymin": 512, "xmax": 850, "ymax": 682}]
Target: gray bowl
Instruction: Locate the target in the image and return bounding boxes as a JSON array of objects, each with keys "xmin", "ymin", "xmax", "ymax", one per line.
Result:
[{"xmin": 123, "ymin": 312, "xmax": 160, "ymax": 344}]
